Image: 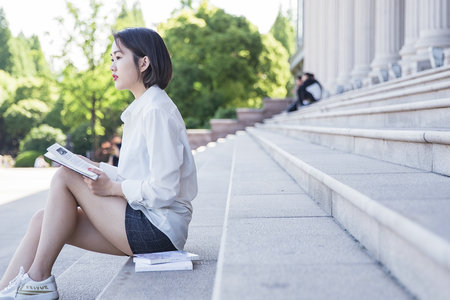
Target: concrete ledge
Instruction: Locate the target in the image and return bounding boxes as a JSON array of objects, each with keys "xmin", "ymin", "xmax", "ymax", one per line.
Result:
[
  {"xmin": 273, "ymin": 98, "xmax": 450, "ymax": 129},
  {"xmin": 271, "ymin": 68, "xmax": 450, "ymax": 121},
  {"xmin": 210, "ymin": 119, "xmax": 245, "ymax": 142},
  {"xmin": 331, "ymin": 66, "xmax": 450, "ymax": 101},
  {"xmin": 261, "ymin": 124, "xmax": 450, "ymax": 144},
  {"xmin": 236, "ymin": 108, "xmax": 264, "ymax": 127},
  {"xmin": 213, "ymin": 133, "xmax": 409, "ymax": 299},
  {"xmin": 187, "ymin": 129, "xmax": 212, "ymax": 150},
  {"xmin": 304, "ymin": 66, "xmax": 450, "ymax": 114},
  {"xmin": 247, "ymin": 128, "xmax": 450, "ymax": 300},
  {"xmin": 260, "ymin": 124, "xmax": 450, "ymax": 176}
]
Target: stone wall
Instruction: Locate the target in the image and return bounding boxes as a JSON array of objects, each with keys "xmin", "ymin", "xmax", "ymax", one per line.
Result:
[{"xmin": 187, "ymin": 98, "xmax": 293, "ymax": 150}]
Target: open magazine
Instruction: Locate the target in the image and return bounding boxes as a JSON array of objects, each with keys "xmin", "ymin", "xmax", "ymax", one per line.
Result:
[{"xmin": 44, "ymin": 143, "xmax": 101, "ymax": 180}]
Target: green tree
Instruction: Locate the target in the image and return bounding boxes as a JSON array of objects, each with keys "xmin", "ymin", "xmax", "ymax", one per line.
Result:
[
  {"xmin": 57, "ymin": 0, "xmax": 113, "ymax": 152},
  {"xmin": 57, "ymin": 1, "xmax": 143, "ymax": 154},
  {"xmin": 113, "ymin": 0, "xmax": 145, "ymax": 31},
  {"xmin": 255, "ymin": 34, "xmax": 291, "ymax": 99},
  {"xmin": 3, "ymin": 99, "xmax": 50, "ymax": 138},
  {"xmin": 29, "ymin": 35, "xmax": 51, "ymax": 77},
  {"xmin": 14, "ymin": 77, "xmax": 57, "ymax": 103},
  {"xmin": 160, "ymin": 1, "xmax": 263, "ymax": 127},
  {"xmin": 0, "ymin": 8, "xmax": 13, "ymax": 73},
  {"xmin": 9, "ymin": 33, "xmax": 38, "ymax": 77},
  {"xmin": 269, "ymin": 8, "xmax": 296, "ymax": 57},
  {"xmin": 19, "ymin": 124, "xmax": 66, "ymax": 154}
]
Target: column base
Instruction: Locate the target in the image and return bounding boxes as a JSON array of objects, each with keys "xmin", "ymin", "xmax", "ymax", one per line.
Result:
[{"xmin": 445, "ymin": 49, "xmax": 450, "ymax": 66}]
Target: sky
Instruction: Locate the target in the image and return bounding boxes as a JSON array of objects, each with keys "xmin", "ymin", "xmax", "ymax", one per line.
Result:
[{"xmin": 0, "ymin": 0, "xmax": 296, "ymax": 70}]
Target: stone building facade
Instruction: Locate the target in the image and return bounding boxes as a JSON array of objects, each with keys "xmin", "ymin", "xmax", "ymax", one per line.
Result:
[{"xmin": 292, "ymin": 0, "xmax": 450, "ymax": 95}]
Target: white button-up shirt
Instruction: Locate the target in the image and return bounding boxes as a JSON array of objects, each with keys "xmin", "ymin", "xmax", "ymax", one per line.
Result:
[{"xmin": 100, "ymin": 85, "xmax": 197, "ymax": 250}]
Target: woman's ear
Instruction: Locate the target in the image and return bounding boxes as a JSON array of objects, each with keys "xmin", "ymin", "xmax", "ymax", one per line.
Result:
[{"xmin": 140, "ymin": 56, "xmax": 150, "ymax": 73}]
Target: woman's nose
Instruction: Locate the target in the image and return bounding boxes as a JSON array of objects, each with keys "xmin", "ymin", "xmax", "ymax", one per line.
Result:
[{"xmin": 110, "ymin": 63, "xmax": 116, "ymax": 71}]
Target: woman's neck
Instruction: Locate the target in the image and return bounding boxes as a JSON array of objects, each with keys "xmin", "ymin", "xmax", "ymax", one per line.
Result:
[{"xmin": 130, "ymin": 83, "xmax": 147, "ymax": 99}]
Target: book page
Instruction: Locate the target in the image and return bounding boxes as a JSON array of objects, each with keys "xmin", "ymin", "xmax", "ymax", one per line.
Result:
[{"xmin": 45, "ymin": 143, "xmax": 101, "ymax": 180}]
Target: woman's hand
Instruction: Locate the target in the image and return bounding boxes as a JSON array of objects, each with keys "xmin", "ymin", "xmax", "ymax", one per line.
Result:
[{"xmin": 83, "ymin": 168, "xmax": 124, "ymax": 197}]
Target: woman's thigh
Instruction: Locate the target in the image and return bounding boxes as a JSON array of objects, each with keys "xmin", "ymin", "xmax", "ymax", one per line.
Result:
[
  {"xmin": 67, "ymin": 208, "xmax": 128, "ymax": 255},
  {"xmin": 56, "ymin": 167, "xmax": 132, "ymax": 256}
]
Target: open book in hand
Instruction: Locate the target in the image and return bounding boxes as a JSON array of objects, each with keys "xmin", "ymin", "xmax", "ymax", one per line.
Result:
[{"xmin": 44, "ymin": 143, "xmax": 101, "ymax": 180}]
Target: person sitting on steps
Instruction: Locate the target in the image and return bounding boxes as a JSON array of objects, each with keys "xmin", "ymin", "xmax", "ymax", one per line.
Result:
[
  {"xmin": 0, "ymin": 27, "xmax": 197, "ymax": 300},
  {"xmin": 287, "ymin": 72, "xmax": 323, "ymax": 112}
]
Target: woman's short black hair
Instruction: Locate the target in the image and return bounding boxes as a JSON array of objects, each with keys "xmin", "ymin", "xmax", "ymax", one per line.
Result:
[{"xmin": 113, "ymin": 27, "xmax": 172, "ymax": 90}]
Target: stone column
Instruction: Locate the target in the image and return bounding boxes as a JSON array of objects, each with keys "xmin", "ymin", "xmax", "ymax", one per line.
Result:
[
  {"xmin": 350, "ymin": 0, "xmax": 375, "ymax": 88},
  {"xmin": 309, "ymin": 0, "xmax": 320, "ymax": 75},
  {"xmin": 317, "ymin": 0, "xmax": 328, "ymax": 84},
  {"xmin": 325, "ymin": 0, "xmax": 339, "ymax": 94},
  {"xmin": 414, "ymin": 0, "xmax": 450, "ymax": 71},
  {"xmin": 302, "ymin": 0, "xmax": 312, "ymax": 72},
  {"xmin": 369, "ymin": 0, "xmax": 405, "ymax": 83},
  {"xmin": 399, "ymin": 0, "xmax": 420, "ymax": 75},
  {"xmin": 336, "ymin": 0, "xmax": 354, "ymax": 92}
]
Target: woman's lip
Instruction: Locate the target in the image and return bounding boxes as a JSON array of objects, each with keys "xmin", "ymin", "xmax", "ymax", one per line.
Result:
[{"xmin": 112, "ymin": 75, "xmax": 118, "ymax": 81}]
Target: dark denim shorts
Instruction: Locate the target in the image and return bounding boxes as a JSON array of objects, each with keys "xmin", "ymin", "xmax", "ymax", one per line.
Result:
[{"xmin": 125, "ymin": 204, "xmax": 176, "ymax": 254}]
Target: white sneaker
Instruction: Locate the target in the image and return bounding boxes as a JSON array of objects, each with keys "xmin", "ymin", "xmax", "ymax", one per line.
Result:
[
  {"xmin": 0, "ymin": 267, "xmax": 25, "ymax": 299},
  {"xmin": 15, "ymin": 274, "xmax": 58, "ymax": 300}
]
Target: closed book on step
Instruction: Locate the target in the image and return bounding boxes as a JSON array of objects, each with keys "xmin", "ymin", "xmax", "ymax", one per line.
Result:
[
  {"xmin": 133, "ymin": 250, "xmax": 199, "ymax": 265},
  {"xmin": 135, "ymin": 260, "xmax": 193, "ymax": 272}
]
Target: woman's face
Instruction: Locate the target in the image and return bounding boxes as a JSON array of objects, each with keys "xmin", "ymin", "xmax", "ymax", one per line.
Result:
[{"xmin": 110, "ymin": 40, "xmax": 142, "ymax": 92}]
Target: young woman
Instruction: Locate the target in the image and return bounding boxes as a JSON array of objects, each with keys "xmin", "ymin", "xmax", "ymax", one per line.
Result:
[{"xmin": 0, "ymin": 27, "xmax": 197, "ymax": 299}]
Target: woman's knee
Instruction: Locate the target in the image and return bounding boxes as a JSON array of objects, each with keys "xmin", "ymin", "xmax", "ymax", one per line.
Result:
[
  {"xmin": 51, "ymin": 167, "xmax": 79, "ymax": 187},
  {"xmin": 28, "ymin": 209, "xmax": 45, "ymax": 234}
]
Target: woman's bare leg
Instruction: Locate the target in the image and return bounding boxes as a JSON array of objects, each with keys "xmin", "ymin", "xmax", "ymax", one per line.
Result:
[
  {"xmin": 1, "ymin": 166, "xmax": 132, "ymax": 285},
  {"xmin": 0, "ymin": 210, "xmax": 44, "ymax": 289}
]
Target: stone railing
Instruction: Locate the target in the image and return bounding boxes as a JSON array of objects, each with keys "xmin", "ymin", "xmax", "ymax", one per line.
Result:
[{"xmin": 187, "ymin": 98, "xmax": 292, "ymax": 150}]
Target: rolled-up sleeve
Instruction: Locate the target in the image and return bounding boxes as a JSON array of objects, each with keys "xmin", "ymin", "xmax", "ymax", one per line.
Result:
[{"xmin": 122, "ymin": 108, "xmax": 183, "ymax": 209}]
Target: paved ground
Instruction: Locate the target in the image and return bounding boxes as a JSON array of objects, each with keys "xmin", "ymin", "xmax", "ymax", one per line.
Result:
[{"xmin": 0, "ymin": 168, "xmax": 57, "ymax": 205}]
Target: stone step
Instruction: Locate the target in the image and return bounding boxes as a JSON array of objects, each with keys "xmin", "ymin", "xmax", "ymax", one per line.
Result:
[
  {"xmin": 268, "ymin": 97, "xmax": 450, "ymax": 129},
  {"xmin": 247, "ymin": 127, "xmax": 450, "ymax": 300},
  {"xmin": 97, "ymin": 137, "xmax": 236, "ymax": 299},
  {"xmin": 279, "ymin": 65, "xmax": 450, "ymax": 117},
  {"xmin": 258, "ymin": 123, "xmax": 450, "ymax": 176},
  {"xmin": 56, "ymin": 251, "xmax": 128, "ymax": 299},
  {"xmin": 212, "ymin": 132, "xmax": 411, "ymax": 300},
  {"xmin": 339, "ymin": 65, "xmax": 450, "ymax": 101},
  {"xmin": 0, "ymin": 187, "xmax": 87, "ymax": 292}
]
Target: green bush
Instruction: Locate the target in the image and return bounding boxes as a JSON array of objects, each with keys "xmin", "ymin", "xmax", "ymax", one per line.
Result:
[
  {"xmin": 20, "ymin": 124, "xmax": 66, "ymax": 154},
  {"xmin": 3, "ymin": 98, "xmax": 49, "ymax": 138},
  {"xmin": 213, "ymin": 106, "xmax": 237, "ymax": 119},
  {"xmin": 14, "ymin": 150, "xmax": 41, "ymax": 167}
]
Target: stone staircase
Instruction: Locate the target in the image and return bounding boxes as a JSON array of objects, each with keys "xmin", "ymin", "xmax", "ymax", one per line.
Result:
[{"xmin": 1, "ymin": 66, "xmax": 449, "ymax": 299}]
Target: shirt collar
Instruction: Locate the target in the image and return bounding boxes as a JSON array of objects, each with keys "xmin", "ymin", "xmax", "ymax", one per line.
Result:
[{"xmin": 121, "ymin": 85, "xmax": 161, "ymax": 122}]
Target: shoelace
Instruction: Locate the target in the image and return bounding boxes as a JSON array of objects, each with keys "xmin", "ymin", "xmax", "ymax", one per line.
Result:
[{"xmin": 5, "ymin": 266, "xmax": 25, "ymax": 291}]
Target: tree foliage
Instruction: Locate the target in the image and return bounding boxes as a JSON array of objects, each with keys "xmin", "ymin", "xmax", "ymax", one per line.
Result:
[
  {"xmin": 20, "ymin": 124, "xmax": 66, "ymax": 154},
  {"xmin": 57, "ymin": 0, "xmax": 138, "ymax": 153},
  {"xmin": 0, "ymin": 0, "xmax": 294, "ymax": 158},
  {"xmin": 0, "ymin": 8, "xmax": 13, "ymax": 73},
  {"xmin": 160, "ymin": 2, "xmax": 263, "ymax": 127},
  {"xmin": 3, "ymin": 99, "xmax": 50, "ymax": 138},
  {"xmin": 269, "ymin": 8, "xmax": 296, "ymax": 57},
  {"xmin": 256, "ymin": 34, "xmax": 291, "ymax": 99}
]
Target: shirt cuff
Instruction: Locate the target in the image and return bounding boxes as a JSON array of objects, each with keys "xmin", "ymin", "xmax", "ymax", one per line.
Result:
[
  {"xmin": 121, "ymin": 179, "xmax": 142, "ymax": 204},
  {"xmin": 99, "ymin": 162, "xmax": 118, "ymax": 181}
]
